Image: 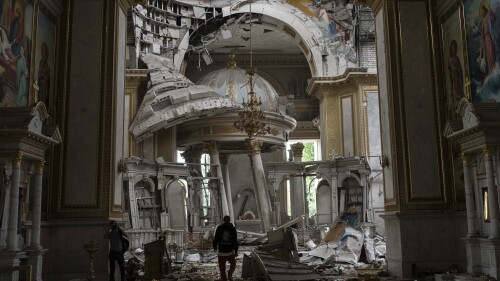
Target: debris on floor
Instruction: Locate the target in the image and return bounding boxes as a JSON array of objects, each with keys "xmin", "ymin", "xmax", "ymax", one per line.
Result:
[{"xmin": 120, "ymin": 212, "xmax": 389, "ymax": 280}]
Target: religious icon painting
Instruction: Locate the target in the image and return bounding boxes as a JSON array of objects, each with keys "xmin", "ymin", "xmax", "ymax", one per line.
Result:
[
  {"xmin": 464, "ymin": 0, "xmax": 500, "ymax": 102},
  {"xmin": 33, "ymin": 2, "xmax": 57, "ymax": 112},
  {"xmin": 0, "ymin": 0, "xmax": 34, "ymax": 108},
  {"xmin": 440, "ymin": 3, "xmax": 468, "ymax": 121}
]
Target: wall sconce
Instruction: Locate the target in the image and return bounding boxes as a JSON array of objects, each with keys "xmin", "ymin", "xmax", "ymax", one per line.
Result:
[{"xmin": 380, "ymin": 155, "xmax": 389, "ymax": 168}]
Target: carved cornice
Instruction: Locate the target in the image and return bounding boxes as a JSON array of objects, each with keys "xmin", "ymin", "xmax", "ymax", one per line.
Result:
[
  {"xmin": 307, "ymin": 68, "xmax": 378, "ymax": 98},
  {"xmin": 125, "ymin": 69, "xmax": 148, "ymax": 89}
]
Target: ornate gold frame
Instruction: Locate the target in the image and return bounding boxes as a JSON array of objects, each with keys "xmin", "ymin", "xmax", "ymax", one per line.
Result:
[{"xmin": 438, "ymin": 1, "xmax": 469, "ymax": 208}]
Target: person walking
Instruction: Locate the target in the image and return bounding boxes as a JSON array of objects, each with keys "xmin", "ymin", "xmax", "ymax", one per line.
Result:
[
  {"xmin": 104, "ymin": 220, "xmax": 128, "ymax": 281},
  {"xmin": 213, "ymin": 216, "xmax": 238, "ymax": 281}
]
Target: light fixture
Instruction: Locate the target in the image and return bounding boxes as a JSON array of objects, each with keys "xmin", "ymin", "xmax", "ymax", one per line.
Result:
[{"xmin": 233, "ymin": 2, "xmax": 271, "ymax": 138}]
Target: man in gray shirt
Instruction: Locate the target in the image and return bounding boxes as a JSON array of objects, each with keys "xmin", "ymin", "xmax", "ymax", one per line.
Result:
[{"xmin": 104, "ymin": 220, "xmax": 128, "ymax": 281}]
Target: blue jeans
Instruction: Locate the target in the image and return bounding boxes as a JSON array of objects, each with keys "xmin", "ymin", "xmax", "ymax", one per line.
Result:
[{"xmin": 109, "ymin": 251, "xmax": 125, "ymax": 281}]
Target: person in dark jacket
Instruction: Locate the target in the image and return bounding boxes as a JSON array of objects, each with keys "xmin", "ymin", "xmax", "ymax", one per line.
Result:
[
  {"xmin": 213, "ymin": 216, "xmax": 238, "ymax": 281},
  {"xmin": 104, "ymin": 220, "xmax": 128, "ymax": 281}
]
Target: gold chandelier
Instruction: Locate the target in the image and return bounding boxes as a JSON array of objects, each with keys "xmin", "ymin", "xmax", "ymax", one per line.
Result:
[
  {"xmin": 233, "ymin": 67, "xmax": 271, "ymax": 138},
  {"xmin": 233, "ymin": 3, "xmax": 270, "ymax": 139}
]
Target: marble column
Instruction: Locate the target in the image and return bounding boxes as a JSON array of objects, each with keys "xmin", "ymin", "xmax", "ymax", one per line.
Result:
[
  {"xmin": 31, "ymin": 161, "xmax": 44, "ymax": 249},
  {"xmin": 462, "ymin": 154, "xmax": 477, "ymax": 237},
  {"xmin": 330, "ymin": 173, "xmax": 339, "ymax": 224},
  {"xmin": 182, "ymin": 147, "xmax": 203, "ymax": 227},
  {"xmin": 6, "ymin": 153, "xmax": 22, "ymax": 252},
  {"xmin": 247, "ymin": 139, "xmax": 272, "ymax": 231},
  {"xmin": 485, "ymin": 147, "xmax": 499, "ymax": 238},
  {"xmin": 205, "ymin": 142, "xmax": 229, "ymax": 218},
  {"xmin": 360, "ymin": 170, "xmax": 368, "ymax": 222},
  {"xmin": 291, "ymin": 143, "xmax": 306, "ymax": 226},
  {"xmin": 220, "ymin": 154, "xmax": 235, "ymax": 224},
  {"xmin": 472, "ymin": 161, "xmax": 483, "ymax": 235}
]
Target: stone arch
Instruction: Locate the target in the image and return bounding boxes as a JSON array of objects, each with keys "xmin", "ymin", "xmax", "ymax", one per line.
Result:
[
  {"xmin": 165, "ymin": 180, "xmax": 188, "ymax": 229},
  {"xmin": 181, "ymin": 2, "xmax": 324, "ymax": 77},
  {"xmin": 140, "ymin": 177, "xmax": 156, "ymax": 193},
  {"xmin": 273, "ymin": 174, "xmax": 291, "ymax": 191},
  {"xmin": 338, "ymin": 172, "xmax": 361, "ymax": 185},
  {"xmin": 315, "ymin": 171, "xmax": 332, "ymax": 187}
]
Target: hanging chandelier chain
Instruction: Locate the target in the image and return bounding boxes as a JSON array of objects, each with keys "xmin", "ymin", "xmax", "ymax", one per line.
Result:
[{"xmin": 233, "ymin": 0, "xmax": 271, "ymax": 139}]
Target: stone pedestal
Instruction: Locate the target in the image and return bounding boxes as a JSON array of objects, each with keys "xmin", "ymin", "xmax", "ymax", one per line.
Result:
[
  {"xmin": 382, "ymin": 211, "xmax": 467, "ymax": 278},
  {"xmin": 464, "ymin": 237, "xmax": 482, "ymax": 275},
  {"xmin": 26, "ymin": 248, "xmax": 48, "ymax": 281},
  {"xmin": 0, "ymin": 251, "xmax": 27, "ymax": 281},
  {"xmin": 478, "ymin": 238, "xmax": 500, "ymax": 279}
]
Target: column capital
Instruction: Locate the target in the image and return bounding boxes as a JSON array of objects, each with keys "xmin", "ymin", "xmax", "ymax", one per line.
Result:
[
  {"xmin": 483, "ymin": 146, "xmax": 492, "ymax": 159},
  {"xmin": 461, "ymin": 153, "xmax": 471, "ymax": 166},
  {"xmin": 181, "ymin": 147, "xmax": 202, "ymax": 163},
  {"xmin": 11, "ymin": 153, "xmax": 23, "ymax": 168},
  {"xmin": 219, "ymin": 154, "xmax": 230, "ymax": 165},
  {"xmin": 291, "ymin": 142, "xmax": 305, "ymax": 158},
  {"xmin": 204, "ymin": 141, "xmax": 219, "ymax": 155},
  {"xmin": 35, "ymin": 161, "xmax": 45, "ymax": 174},
  {"xmin": 246, "ymin": 139, "xmax": 262, "ymax": 155}
]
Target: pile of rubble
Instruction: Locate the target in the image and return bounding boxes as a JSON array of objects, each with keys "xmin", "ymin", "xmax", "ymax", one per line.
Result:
[
  {"xmin": 121, "ymin": 210, "xmax": 388, "ymax": 280},
  {"xmin": 240, "ymin": 210, "xmax": 388, "ymax": 280}
]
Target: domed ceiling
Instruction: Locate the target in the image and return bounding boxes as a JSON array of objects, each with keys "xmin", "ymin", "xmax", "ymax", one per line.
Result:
[{"xmin": 197, "ymin": 56, "xmax": 279, "ymax": 112}]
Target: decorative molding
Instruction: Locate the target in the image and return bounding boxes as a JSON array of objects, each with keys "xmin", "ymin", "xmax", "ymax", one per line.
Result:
[{"xmin": 306, "ymin": 68, "xmax": 378, "ymax": 97}]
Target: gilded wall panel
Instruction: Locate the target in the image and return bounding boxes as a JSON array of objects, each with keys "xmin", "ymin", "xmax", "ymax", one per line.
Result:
[
  {"xmin": 399, "ymin": 0, "xmax": 444, "ymax": 200},
  {"xmin": 62, "ymin": 0, "xmax": 103, "ymax": 207},
  {"xmin": 375, "ymin": 6, "xmax": 396, "ymax": 203},
  {"xmin": 113, "ymin": 6, "xmax": 127, "ymax": 208}
]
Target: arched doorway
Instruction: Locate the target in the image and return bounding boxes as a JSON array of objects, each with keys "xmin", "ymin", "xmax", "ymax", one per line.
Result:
[
  {"xmin": 166, "ymin": 180, "xmax": 188, "ymax": 229},
  {"xmin": 316, "ymin": 180, "xmax": 332, "ymax": 225}
]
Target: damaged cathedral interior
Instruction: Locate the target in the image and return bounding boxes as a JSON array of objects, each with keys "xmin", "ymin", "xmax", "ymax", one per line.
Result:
[{"xmin": 0, "ymin": 0, "xmax": 500, "ymax": 280}]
